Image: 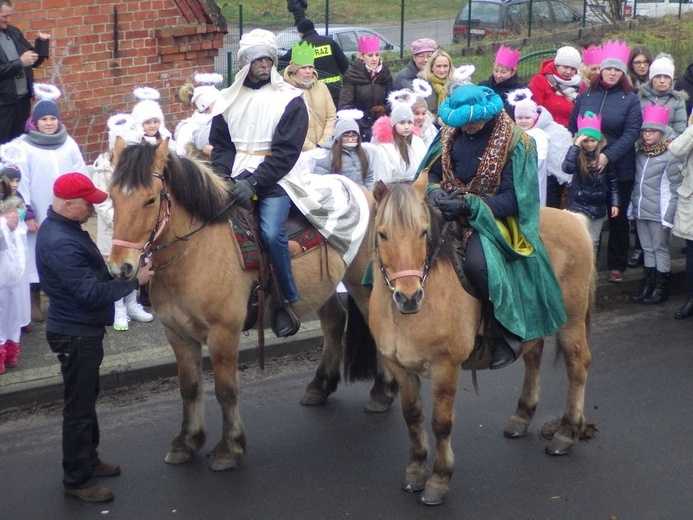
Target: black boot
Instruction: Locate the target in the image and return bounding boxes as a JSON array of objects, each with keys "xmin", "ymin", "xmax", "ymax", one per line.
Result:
[
  {"xmin": 642, "ymin": 271, "xmax": 669, "ymax": 305},
  {"xmin": 272, "ymin": 302, "xmax": 300, "ymax": 338},
  {"xmin": 675, "ymin": 298, "xmax": 693, "ymax": 319},
  {"xmin": 628, "ymin": 249, "xmax": 644, "ymax": 268},
  {"xmin": 632, "ymin": 267, "xmax": 656, "ymax": 302},
  {"xmin": 489, "ymin": 327, "xmax": 523, "ymax": 370}
]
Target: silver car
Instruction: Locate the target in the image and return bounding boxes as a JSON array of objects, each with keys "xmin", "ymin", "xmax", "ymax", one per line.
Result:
[{"xmin": 276, "ymin": 25, "xmax": 400, "ymax": 56}]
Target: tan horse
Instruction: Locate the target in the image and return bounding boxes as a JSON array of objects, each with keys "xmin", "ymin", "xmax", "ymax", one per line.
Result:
[
  {"xmin": 369, "ymin": 173, "xmax": 595, "ymax": 505},
  {"xmin": 107, "ymin": 139, "xmax": 393, "ymax": 471}
]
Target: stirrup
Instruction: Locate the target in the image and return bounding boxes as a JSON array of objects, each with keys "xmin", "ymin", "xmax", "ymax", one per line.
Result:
[{"xmin": 271, "ymin": 302, "xmax": 300, "ymax": 338}]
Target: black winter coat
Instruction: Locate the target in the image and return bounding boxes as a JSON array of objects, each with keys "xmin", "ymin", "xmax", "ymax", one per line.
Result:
[
  {"xmin": 562, "ymin": 145, "xmax": 620, "ymax": 219},
  {"xmin": 568, "ymin": 82, "xmax": 642, "ymax": 183},
  {"xmin": 338, "ymin": 59, "xmax": 392, "ymax": 140},
  {"xmin": 674, "ymin": 63, "xmax": 693, "ymax": 117},
  {"xmin": 0, "ymin": 25, "xmax": 45, "ymax": 105}
]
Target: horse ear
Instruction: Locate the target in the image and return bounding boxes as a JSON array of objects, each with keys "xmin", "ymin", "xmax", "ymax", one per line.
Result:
[
  {"xmin": 412, "ymin": 170, "xmax": 429, "ymax": 200},
  {"xmin": 153, "ymin": 138, "xmax": 170, "ymax": 174},
  {"xmin": 113, "ymin": 136, "xmax": 127, "ymax": 165},
  {"xmin": 373, "ymin": 180, "xmax": 389, "ymax": 204}
]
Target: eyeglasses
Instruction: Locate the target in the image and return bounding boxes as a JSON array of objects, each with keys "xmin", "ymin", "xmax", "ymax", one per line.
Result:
[
  {"xmin": 632, "ymin": 60, "xmax": 649, "ymax": 66},
  {"xmin": 341, "ymin": 133, "xmax": 359, "ymax": 141}
]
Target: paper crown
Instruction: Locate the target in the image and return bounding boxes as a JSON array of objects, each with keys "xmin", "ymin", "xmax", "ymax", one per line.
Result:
[
  {"xmin": 291, "ymin": 41, "xmax": 315, "ymax": 67},
  {"xmin": 600, "ymin": 40, "xmax": 630, "ymax": 67},
  {"xmin": 358, "ymin": 35, "xmax": 380, "ymax": 54},
  {"xmin": 582, "ymin": 46, "xmax": 602, "ymax": 67},
  {"xmin": 642, "ymin": 103, "xmax": 670, "ymax": 131},
  {"xmin": 495, "ymin": 45, "xmax": 521, "ymax": 69},
  {"xmin": 577, "ymin": 111, "xmax": 602, "ymax": 140}
]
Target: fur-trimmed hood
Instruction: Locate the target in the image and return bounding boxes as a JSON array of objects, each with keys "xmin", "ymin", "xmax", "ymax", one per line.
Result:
[
  {"xmin": 639, "ymin": 81, "xmax": 689, "ymax": 102},
  {"xmin": 371, "ymin": 116, "xmax": 421, "ymax": 144}
]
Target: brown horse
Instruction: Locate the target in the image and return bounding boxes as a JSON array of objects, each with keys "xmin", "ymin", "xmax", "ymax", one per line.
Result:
[
  {"xmin": 106, "ymin": 139, "xmax": 393, "ymax": 471},
  {"xmin": 369, "ymin": 173, "xmax": 595, "ymax": 505}
]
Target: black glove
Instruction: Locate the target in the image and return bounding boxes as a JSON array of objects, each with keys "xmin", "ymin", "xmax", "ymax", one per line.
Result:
[
  {"xmin": 437, "ymin": 195, "xmax": 471, "ymax": 221},
  {"xmin": 427, "ymin": 188, "xmax": 449, "ymax": 207},
  {"xmin": 230, "ymin": 179, "xmax": 256, "ymax": 204}
]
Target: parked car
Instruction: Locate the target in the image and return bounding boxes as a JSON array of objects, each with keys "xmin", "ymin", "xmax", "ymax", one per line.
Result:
[
  {"xmin": 276, "ymin": 25, "xmax": 400, "ymax": 56},
  {"xmin": 453, "ymin": 0, "xmax": 585, "ymax": 42},
  {"xmin": 624, "ymin": 0, "xmax": 693, "ymax": 18}
]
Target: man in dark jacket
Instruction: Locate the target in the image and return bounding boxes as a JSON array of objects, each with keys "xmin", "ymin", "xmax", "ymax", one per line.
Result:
[
  {"xmin": 36, "ymin": 173, "xmax": 154, "ymax": 503},
  {"xmin": 0, "ymin": 0, "xmax": 50, "ymax": 144},
  {"xmin": 392, "ymin": 38, "xmax": 437, "ymax": 90},
  {"xmin": 282, "ymin": 18, "xmax": 350, "ymax": 106},
  {"xmin": 674, "ymin": 62, "xmax": 693, "ymax": 117}
]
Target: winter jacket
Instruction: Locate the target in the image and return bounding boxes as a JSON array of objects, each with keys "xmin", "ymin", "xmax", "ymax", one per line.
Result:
[
  {"xmin": 283, "ymin": 69, "xmax": 336, "ymax": 150},
  {"xmin": 671, "ymin": 120, "xmax": 693, "ymax": 240},
  {"xmin": 36, "ymin": 207, "xmax": 139, "ymax": 337},
  {"xmin": 638, "ymin": 82, "xmax": 688, "ymax": 136},
  {"xmin": 563, "ymin": 145, "xmax": 620, "ymax": 220},
  {"xmin": 631, "ymin": 135, "xmax": 683, "ymax": 227},
  {"xmin": 338, "ymin": 59, "xmax": 393, "ymax": 140},
  {"xmin": 528, "ymin": 60, "xmax": 585, "ymax": 127},
  {"xmin": 0, "ymin": 25, "xmax": 46, "ymax": 105},
  {"xmin": 371, "ymin": 116, "xmax": 427, "ymax": 183},
  {"xmin": 568, "ymin": 82, "xmax": 643, "ymax": 183},
  {"xmin": 393, "ymin": 60, "xmax": 420, "ymax": 90},
  {"xmin": 478, "ymin": 73, "xmax": 526, "ymax": 119},
  {"xmin": 533, "ymin": 106, "xmax": 573, "ymax": 185},
  {"xmin": 674, "ymin": 63, "xmax": 693, "ymax": 117},
  {"xmin": 314, "ymin": 141, "xmax": 376, "ymax": 189}
]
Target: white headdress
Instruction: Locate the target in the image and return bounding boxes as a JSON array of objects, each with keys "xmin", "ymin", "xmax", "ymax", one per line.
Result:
[
  {"xmin": 132, "ymin": 87, "xmax": 165, "ymax": 125},
  {"xmin": 446, "ymin": 64, "xmax": 476, "ymax": 95},
  {"xmin": 411, "ymin": 78, "xmax": 433, "ymax": 99},
  {"xmin": 191, "ymin": 73, "xmax": 223, "ymax": 114},
  {"xmin": 0, "ymin": 142, "xmax": 27, "ymax": 166},
  {"xmin": 107, "ymin": 113, "xmax": 136, "ymax": 150},
  {"xmin": 33, "ymin": 83, "xmax": 61, "ymax": 101}
]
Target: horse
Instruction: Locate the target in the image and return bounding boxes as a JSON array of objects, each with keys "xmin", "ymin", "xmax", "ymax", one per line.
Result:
[
  {"xmin": 106, "ymin": 138, "xmax": 394, "ymax": 471},
  {"xmin": 368, "ymin": 173, "xmax": 596, "ymax": 505}
]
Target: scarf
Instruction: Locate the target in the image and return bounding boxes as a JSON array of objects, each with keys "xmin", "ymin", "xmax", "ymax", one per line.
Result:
[
  {"xmin": 366, "ymin": 61, "xmax": 383, "ymax": 81},
  {"xmin": 25, "ymin": 125, "xmax": 68, "ymax": 149},
  {"xmin": 429, "ymin": 75, "xmax": 448, "ymax": 110},
  {"xmin": 639, "ymin": 138, "xmax": 672, "ymax": 157},
  {"xmin": 548, "ymin": 73, "xmax": 582, "ymax": 101}
]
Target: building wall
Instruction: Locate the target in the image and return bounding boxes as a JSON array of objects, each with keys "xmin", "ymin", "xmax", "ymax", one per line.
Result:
[{"xmin": 12, "ymin": 0, "xmax": 227, "ymax": 162}]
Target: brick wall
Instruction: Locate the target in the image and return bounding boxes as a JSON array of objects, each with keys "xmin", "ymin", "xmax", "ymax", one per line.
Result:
[{"xmin": 12, "ymin": 0, "xmax": 227, "ymax": 163}]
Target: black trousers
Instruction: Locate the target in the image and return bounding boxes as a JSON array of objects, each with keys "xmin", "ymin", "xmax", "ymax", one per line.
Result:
[
  {"xmin": 607, "ymin": 180, "xmax": 634, "ymax": 273},
  {"xmin": 0, "ymin": 96, "xmax": 31, "ymax": 145},
  {"xmin": 463, "ymin": 231, "xmax": 489, "ymax": 302},
  {"xmin": 47, "ymin": 332, "xmax": 104, "ymax": 489}
]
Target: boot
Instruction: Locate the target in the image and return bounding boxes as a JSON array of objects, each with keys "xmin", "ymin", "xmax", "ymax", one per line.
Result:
[
  {"xmin": 0, "ymin": 344, "xmax": 6, "ymax": 374},
  {"xmin": 675, "ymin": 297, "xmax": 693, "ymax": 319},
  {"xmin": 628, "ymin": 249, "xmax": 644, "ymax": 268},
  {"xmin": 125, "ymin": 291, "xmax": 154, "ymax": 323},
  {"xmin": 113, "ymin": 298, "xmax": 129, "ymax": 331},
  {"xmin": 489, "ymin": 324, "xmax": 523, "ymax": 370},
  {"xmin": 272, "ymin": 301, "xmax": 300, "ymax": 338},
  {"xmin": 3, "ymin": 340, "xmax": 20, "ymax": 368},
  {"xmin": 642, "ymin": 271, "xmax": 669, "ymax": 305},
  {"xmin": 632, "ymin": 267, "xmax": 656, "ymax": 302},
  {"xmin": 30, "ymin": 284, "xmax": 45, "ymax": 322}
]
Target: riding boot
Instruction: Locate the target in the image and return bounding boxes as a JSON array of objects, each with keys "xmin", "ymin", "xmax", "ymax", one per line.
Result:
[
  {"xmin": 30, "ymin": 283, "xmax": 45, "ymax": 322},
  {"xmin": 489, "ymin": 319, "xmax": 523, "ymax": 370},
  {"xmin": 632, "ymin": 266, "xmax": 656, "ymax": 302},
  {"xmin": 675, "ymin": 297, "xmax": 693, "ymax": 319},
  {"xmin": 642, "ymin": 271, "xmax": 669, "ymax": 305},
  {"xmin": 269, "ymin": 269, "xmax": 301, "ymax": 338}
]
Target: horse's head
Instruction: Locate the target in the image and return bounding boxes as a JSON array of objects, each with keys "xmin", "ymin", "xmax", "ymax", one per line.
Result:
[
  {"xmin": 373, "ymin": 172, "xmax": 431, "ymax": 314},
  {"xmin": 107, "ymin": 137, "xmax": 170, "ymax": 280}
]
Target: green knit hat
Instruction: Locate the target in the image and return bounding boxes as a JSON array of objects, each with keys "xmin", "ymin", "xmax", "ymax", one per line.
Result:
[{"xmin": 291, "ymin": 41, "xmax": 315, "ymax": 67}]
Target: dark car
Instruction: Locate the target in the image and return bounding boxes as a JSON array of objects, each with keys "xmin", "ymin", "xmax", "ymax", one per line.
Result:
[{"xmin": 453, "ymin": 0, "xmax": 584, "ymax": 42}]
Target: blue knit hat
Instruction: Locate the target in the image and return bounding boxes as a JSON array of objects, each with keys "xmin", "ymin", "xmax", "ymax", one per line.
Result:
[
  {"xmin": 32, "ymin": 99, "xmax": 61, "ymax": 123},
  {"xmin": 438, "ymin": 85, "xmax": 504, "ymax": 128}
]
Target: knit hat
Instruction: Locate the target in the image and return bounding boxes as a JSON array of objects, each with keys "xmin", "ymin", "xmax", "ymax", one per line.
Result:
[
  {"xmin": 296, "ymin": 18, "xmax": 315, "ymax": 34},
  {"xmin": 390, "ymin": 104, "xmax": 414, "ymax": 126},
  {"xmin": 439, "ymin": 84, "xmax": 504, "ymax": 128},
  {"xmin": 132, "ymin": 87, "xmax": 164, "ymax": 125},
  {"xmin": 507, "ymin": 88, "xmax": 537, "ymax": 119},
  {"xmin": 649, "ymin": 55, "xmax": 675, "ymax": 80},
  {"xmin": 411, "ymin": 38, "xmax": 437, "ymax": 56},
  {"xmin": 495, "ymin": 45, "xmax": 521, "ymax": 70},
  {"xmin": 554, "ymin": 46, "xmax": 581, "ymax": 70},
  {"xmin": 237, "ymin": 29, "xmax": 278, "ymax": 68},
  {"xmin": 0, "ymin": 165, "xmax": 20, "ymax": 181},
  {"xmin": 53, "ymin": 173, "xmax": 108, "ymax": 204},
  {"xmin": 641, "ymin": 103, "xmax": 670, "ymax": 132},
  {"xmin": 32, "ymin": 99, "xmax": 60, "ymax": 123},
  {"xmin": 577, "ymin": 111, "xmax": 602, "ymax": 141},
  {"xmin": 600, "ymin": 40, "xmax": 630, "ymax": 74},
  {"xmin": 107, "ymin": 113, "xmax": 135, "ymax": 150},
  {"xmin": 334, "ymin": 109, "xmax": 362, "ymax": 138}
]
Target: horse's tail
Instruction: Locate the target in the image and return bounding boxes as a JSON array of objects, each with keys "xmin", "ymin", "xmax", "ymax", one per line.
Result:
[{"xmin": 343, "ymin": 295, "xmax": 379, "ymax": 382}]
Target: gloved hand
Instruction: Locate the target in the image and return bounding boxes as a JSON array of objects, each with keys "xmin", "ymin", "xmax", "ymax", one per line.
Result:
[
  {"xmin": 437, "ymin": 195, "xmax": 471, "ymax": 221},
  {"xmin": 230, "ymin": 179, "xmax": 256, "ymax": 204},
  {"xmin": 427, "ymin": 188, "xmax": 449, "ymax": 207}
]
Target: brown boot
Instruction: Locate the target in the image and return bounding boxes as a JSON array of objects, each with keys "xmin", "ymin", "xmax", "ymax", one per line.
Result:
[
  {"xmin": 64, "ymin": 483, "xmax": 114, "ymax": 502},
  {"xmin": 92, "ymin": 459, "xmax": 121, "ymax": 477},
  {"xmin": 30, "ymin": 284, "xmax": 45, "ymax": 322}
]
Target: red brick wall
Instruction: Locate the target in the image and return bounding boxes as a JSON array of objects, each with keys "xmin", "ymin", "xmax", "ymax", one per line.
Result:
[{"xmin": 12, "ymin": 0, "xmax": 227, "ymax": 163}]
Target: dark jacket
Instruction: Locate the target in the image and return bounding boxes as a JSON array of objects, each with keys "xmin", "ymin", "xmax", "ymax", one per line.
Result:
[
  {"xmin": 36, "ymin": 207, "xmax": 139, "ymax": 337},
  {"xmin": 674, "ymin": 63, "xmax": 693, "ymax": 117},
  {"xmin": 0, "ymin": 25, "xmax": 45, "ymax": 105},
  {"xmin": 478, "ymin": 74, "xmax": 526, "ymax": 119},
  {"xmin": 338, "ymin": 59, "xmax": 393, "ymax": 140},
  {"xmin": 393, "ymin": 60, "xmax": 420, "ymax": 90},
  {"xmin": 563, "ymin": 145, "xmax": 620, "ymax": 220},
  {"xmin": 568, "ymin": 82, "xmax": 643, "ymax": 183}
]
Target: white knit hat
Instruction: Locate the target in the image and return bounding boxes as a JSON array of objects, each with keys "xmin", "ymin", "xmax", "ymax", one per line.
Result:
[
  {"xmin": 649, "ymin": 55, "xmax": 675, "ymax": 80},
  {"xmin": 554, "ymin": 46, "xmax": 581, "ymax": 70},
  {"xmin": 237, "ymin": 29, "xmax": 278, "ymax": 68},
  {"xmin": 132, "ymin": 87, "xmax": 164, "ymax": 125}
]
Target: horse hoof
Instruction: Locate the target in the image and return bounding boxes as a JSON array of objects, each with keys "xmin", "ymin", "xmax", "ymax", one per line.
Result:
[
  {"xmin": 209, "ymin": 457, "xmax": 238, "ymax": 471},
  {"xmin": 545, "ymin": 438, "xmax": 574, "ymax": 456},
  {"xmin": 402, "ymin": 472, "xmax": 428, "ymax": 492},
  {"xmin": 300, "ymin": 391, "xmax": 328, "ymax": 406},
  {"xmin": 164, "ymin": 451, "xmax": 193, "ymax": 465},
  {"xmin": 364, "ymin": 398, "xmax": 392, "ymax": 413},
  {"xmin": 503, "ymin": 417, "xmax": 530, "ymax": 438},
  {"xmin": 420, "ymin": 486, "xmax": 447, "ymax": 506}
]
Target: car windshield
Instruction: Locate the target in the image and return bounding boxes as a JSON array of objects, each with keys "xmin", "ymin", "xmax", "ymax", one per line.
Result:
[{"xmin": 455, "ymin": 2, "xmax": 501, "ymax": 24}]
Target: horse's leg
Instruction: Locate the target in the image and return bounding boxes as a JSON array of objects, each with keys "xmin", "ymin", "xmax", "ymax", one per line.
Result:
[
  {"xmin": 365, "ymin": 354, "xmax": 398, "ymax": 413},
  {"xmin": 164, "ymin": 331, "xmax": 206, "ymax": 465},
  {"xmin": 301, "ymin": 293, "xmax": 345, "ymax": 406},
  {"xmin": 504, "ymin": 338, "xmax": 544, "ymax": 439},
  {"xmin": 206, "ymin": 327, "xmax": 246, "ymax": 471},
  {"xmin": 421, "ymin": 363, "xmax": 460, "ymax": 506},
  {"xmin": 384, "ymin": 360, "xmax": 429, "ymax": 494},
  {"xmin": 545, "ymin": 325, "xmax": 591, "ymax": 455}
]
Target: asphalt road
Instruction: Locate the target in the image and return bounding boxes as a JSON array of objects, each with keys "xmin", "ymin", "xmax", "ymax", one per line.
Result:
[{"xmin": 1, "ymin": 294, "xmax": 692, "ymax": 519}]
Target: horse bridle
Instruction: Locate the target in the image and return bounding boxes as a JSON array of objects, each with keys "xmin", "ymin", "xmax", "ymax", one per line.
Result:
[{"xmin": 376, "ymin": 220, "xmax": 451, "ymax": 292}]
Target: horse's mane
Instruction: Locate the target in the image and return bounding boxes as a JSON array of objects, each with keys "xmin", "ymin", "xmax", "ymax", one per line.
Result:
[{"xmin": 112, "ymin": 143, "xmax": 233, "ymax": 223}]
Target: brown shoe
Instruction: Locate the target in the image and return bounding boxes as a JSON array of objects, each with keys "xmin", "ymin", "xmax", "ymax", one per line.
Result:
[
  {"xmin": 64, "ymin": 483, "xmax": 114, "ymax": 502},
  {"xmin": 92, "ymin": 460, "xmax": 121, "ymax": 477}
]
